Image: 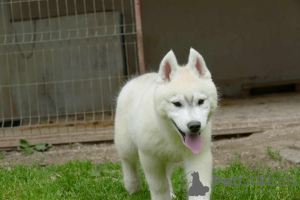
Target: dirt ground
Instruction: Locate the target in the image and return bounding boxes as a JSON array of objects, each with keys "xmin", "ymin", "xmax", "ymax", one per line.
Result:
[{"xmin": 1, "ymin": 93, "xmax": 300, "ymax": 169}]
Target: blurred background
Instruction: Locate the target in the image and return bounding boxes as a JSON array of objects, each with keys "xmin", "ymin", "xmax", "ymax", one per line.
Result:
[{"xmin": 141, "ymin": 0, "xmax": 300, "ymax": 96}]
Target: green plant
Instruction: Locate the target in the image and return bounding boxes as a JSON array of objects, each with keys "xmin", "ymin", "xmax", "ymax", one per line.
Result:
[
  {"xmin": 17, "ymin": 139, "xmax": 35, "ymax": 155},
  {"xmin": 0, "ymin": 152, "xmax": 5, "ymax": 159},
  {"xmin": 233, "ymin": 151, "xmax": 241, "ymax": 160},
  {"xmin": 35, "ymin": 143, "xmax": 53, "ymax": 151},
  {"xmin": 17, "ymin": 139, "xmax": 53, "ymax": 155},
  {"xmin": 266, "ymin": 146, "xmax": 282, "ymax": 162}
]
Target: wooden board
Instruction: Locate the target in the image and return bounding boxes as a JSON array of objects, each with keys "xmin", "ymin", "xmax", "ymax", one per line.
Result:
[
  {"xmin": 213, "ymin": 127, "xmax": 263, "ymax": 136},
  {"xmin": 0, "ymin": 121, "xmax": 299, "ymax": 150},
  {"xmin": 0, "ymin": 131, "xmax": 114, "ymax": 149},
  {"xmin": 212, "ymin": 122, "xmax": 300, "ymax": 136},
  {"xmin": 242, "ymin": 80, "xmax": 300, "ymax": 97}
]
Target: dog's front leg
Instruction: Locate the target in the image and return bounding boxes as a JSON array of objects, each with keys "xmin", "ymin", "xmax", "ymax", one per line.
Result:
[
  {"xmin": 184, "ymin": 149, "xmax": 213, "ymax": 200},
  {"xmin": 139, "ymin": 151, "xmax": 171, "ymax": 200}
]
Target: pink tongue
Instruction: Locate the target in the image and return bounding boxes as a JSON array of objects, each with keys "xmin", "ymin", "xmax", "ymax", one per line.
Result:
[{"xmin": 185, "ymin": 134, "xmax": 203, "ymax": 154}]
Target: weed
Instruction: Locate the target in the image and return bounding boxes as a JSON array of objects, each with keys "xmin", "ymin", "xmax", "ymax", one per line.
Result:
[
  {"xmin": 0, "ymin": 152, "xmax": 5, "ymax": 159},
  {"xmin": 17, "ymin": 139, "xmax": 53, "ymax": 155},
  {"xmin": 69, "ymin": 143, "xmax": 74, "ymax": 148},
  {"xmin": 266, "ymin": 146, "xmax": 282, "ymax": 162}
]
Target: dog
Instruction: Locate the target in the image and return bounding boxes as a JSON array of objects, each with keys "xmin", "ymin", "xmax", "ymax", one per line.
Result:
[{"xmin": 114, "ymin": 48, "xmax": 218, "ymax": 200}]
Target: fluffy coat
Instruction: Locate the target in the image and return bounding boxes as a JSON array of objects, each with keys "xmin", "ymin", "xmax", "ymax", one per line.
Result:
[{"xmin": 115, "ymin": 48, "xmax": 218, "ymax": 200}]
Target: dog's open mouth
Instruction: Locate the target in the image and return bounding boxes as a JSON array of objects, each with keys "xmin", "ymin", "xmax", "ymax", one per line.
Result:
[
  {"xmin": 172, "ymin": 121, "xmax": 203, "ymax": 154},
  {"xmin": 173, "ymin": 121, "xmax": 187, "ymax": 140}
]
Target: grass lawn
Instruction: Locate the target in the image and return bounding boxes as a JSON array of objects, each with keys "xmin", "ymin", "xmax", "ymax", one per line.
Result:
[{"xmin": 0, "ymin": 159, "xmax": 299, "ymax": 200}]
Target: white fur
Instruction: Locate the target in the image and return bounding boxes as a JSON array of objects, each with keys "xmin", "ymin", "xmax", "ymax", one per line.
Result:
[{"xmin": 115, "ymin": 48, "xmax": 218, "ymax": 200}]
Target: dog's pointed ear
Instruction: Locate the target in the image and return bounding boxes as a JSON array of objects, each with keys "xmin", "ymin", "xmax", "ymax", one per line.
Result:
[
  {"xmin": 158, "ymin": 50, "xmax": 178, "ymax": 81},
  {"xmin": 188, "ymin": 48, "xmax": 211, "ymax": 78}
]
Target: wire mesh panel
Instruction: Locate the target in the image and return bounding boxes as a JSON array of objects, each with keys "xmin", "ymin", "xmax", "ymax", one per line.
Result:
[{"xmin": 0, "ymin": 0, "xmax": 140, "ymax": 146}]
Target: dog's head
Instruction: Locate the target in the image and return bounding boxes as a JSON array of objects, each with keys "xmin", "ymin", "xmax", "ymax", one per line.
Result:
[{"xmin": 154, "ymin": 48, "xmax": 218, "ymax": 154}]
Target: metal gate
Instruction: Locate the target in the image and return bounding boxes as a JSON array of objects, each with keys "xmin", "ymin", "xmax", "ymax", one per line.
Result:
[{"xmin": 0, "ymin": 0, "xmax": 145, "ymax": 148}]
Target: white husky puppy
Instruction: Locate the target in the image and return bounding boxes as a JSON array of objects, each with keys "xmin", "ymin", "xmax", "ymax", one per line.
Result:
[{"xmin": 115, "ymin": 48, "xmax": 218, "ymax": 200}]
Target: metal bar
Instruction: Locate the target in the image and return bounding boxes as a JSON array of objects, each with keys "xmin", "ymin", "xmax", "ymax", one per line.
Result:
[{"xmin": 134, "ymin": 0, "xmax": 146, "ymax": 74}]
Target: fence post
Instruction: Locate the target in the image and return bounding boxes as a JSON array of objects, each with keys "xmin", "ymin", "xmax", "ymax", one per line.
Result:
[{"xmin": 134, "ymin": 0, "xmax": 146, "ymax": 74}]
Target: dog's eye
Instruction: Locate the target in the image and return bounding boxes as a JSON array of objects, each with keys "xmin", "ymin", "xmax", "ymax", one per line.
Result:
[
  {"xmin": 172, "ymin": 102, "xmax": 182, "ymax": 107},
  {"xmin": 198, "ymin": 99, "xmax": 204, "ymax": 105}
]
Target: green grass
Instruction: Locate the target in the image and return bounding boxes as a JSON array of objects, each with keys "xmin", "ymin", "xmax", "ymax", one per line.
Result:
[
  {"xmin": 0, "ymin": 159, "xmax": 299, "ymax": 200},
  {"xmin": 266, "ymin": 146, "xmax": 282, "ymax": 162},
  {"xmin": 0, "ymin": 153, "xmax": 5, "ymax": 160}
]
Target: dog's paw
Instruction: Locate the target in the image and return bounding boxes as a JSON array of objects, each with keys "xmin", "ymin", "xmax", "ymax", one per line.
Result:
[
  {"xmin": 125, "ymin": 180, "xmax": 142, "ymax": 195},
  {"xmin": 170, "ymin": 192, "xmax": 177, "ymax": 199}
]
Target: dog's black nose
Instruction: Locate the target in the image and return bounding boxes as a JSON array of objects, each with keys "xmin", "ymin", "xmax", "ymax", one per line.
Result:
[{"xmin": 187, "ymin": 121, "xmax": 201, "ymax": 133}]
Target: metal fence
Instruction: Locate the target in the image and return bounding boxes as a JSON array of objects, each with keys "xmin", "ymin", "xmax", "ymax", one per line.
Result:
[{"xmin": 0, "ymin": 0, "xmax": 144, "ymax": 147}]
